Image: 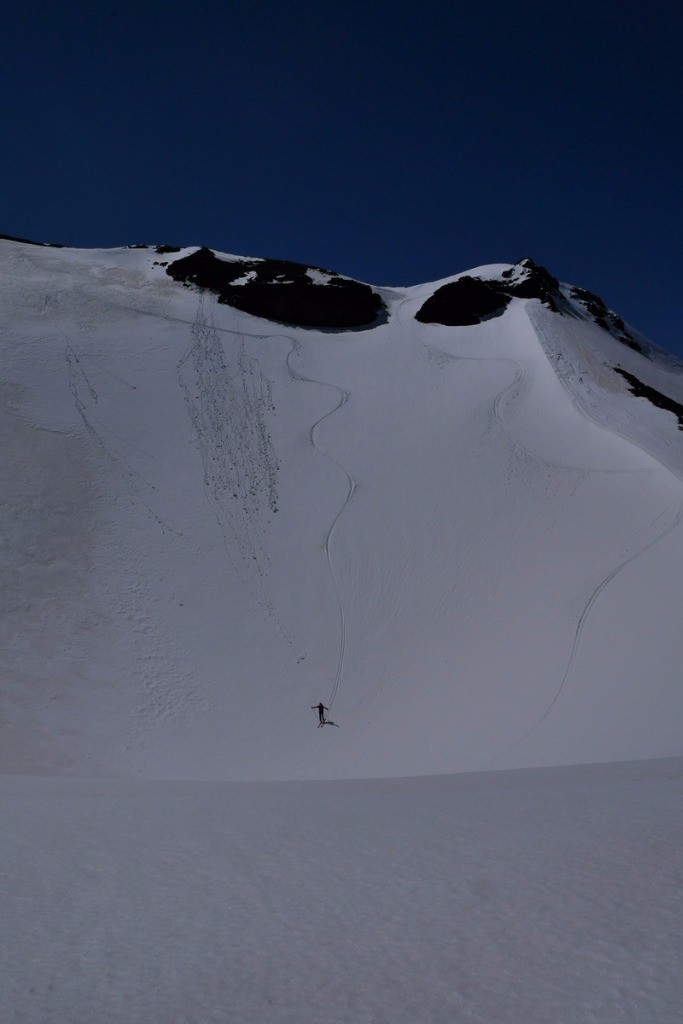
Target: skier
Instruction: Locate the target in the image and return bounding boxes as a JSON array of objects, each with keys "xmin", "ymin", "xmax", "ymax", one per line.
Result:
[{"xmin": 311, "ymin": 702, "xmax": 328, "ymax": 726}]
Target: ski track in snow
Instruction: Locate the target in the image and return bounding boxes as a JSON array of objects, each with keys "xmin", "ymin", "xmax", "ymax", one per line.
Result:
[
  {"xmin": 184, "ymin": 304, "xmax": 356, "ymax": 710},
  {"xmin": 490, "ymin": 303, "xmax": 683, "ymax": 758},
  {"xmin": 398, "ymin": 298, "xmax": 683, "ymax": 761},
  {"xmin": 177, "ymin": 297, "xmax": 294, "ymax": 645},
  {"xmin": 490, "ymin": 311, "xmax": 683, "ymax": 761},
  {"xmin": 491, "ymin": 353, "xmax": 655, "ymax": 478},
  {"xmin": 110, "ymin": 294, "xmax": 354, "ymax": 706},
  {"xmin": 284, "ymin": 339, "xmax": 355, "ymax": 709},
  {"xmin": 495, "ymin": 498, "xmax": 683, "ymax": 761},
  {"xmin": 63, "ymin": 334, "xmax": 212, "ymax": 752},
  {"xmin": 64, "ymin": 337, "xmax": 182, "ymax": 537},
  {"xmin": 94, "ymin": 290, "xmax": 683, "ymax": 749}
]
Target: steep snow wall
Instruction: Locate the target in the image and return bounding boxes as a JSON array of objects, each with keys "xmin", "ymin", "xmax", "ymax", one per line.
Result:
[{"xmin": 1, "ymin": 239, "xmax": 682, "ymax": 779}]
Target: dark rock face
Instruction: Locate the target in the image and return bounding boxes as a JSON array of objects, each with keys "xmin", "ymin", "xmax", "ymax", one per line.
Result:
[
  {"xmin": 415, "ymin": 276, "xmax": 510, "ymax": 326},
  {"xmin": 613, "ymin": 368, "xmax": 683, "ymax": 429},
  {"xmin": 497, "ymin": 258, "xmax": 562, "ymax": 310},
  {"xmin": 414, "ymin": 259, "xmax": 645, "ymax": 356},
  {"xmin": 166, "ymin": 247, "xmax": 385, "ymax": 330},
  {"xmin": 155, "ymin": 244, "xmax": 181, "ymax": 254},
  {"xmin": 570, "ymin": 287, "xmax": 642, "ymax": 352},
  {"xmin": 415, "ymin": 258, "xmax": 562, "ymax": 326}
]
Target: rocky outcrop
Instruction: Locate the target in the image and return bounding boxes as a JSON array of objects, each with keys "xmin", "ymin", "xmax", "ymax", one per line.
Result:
[
  {"xmin": 166, "ymin": 247, "xmax": 385, "ymax": 330},
  {"xmin": 415, "ymin": 258, "xmax": 563, "ymax": 326},
  {"xmin": 415, "ymin": 276, "xmax": 510, "ymax": 326},
  {"xmin": 414, "ymin": 258, "xmax": 646, "ymax": 357},
  {"xmin": 570, "ymin": 286, "xmax": 641, "ymax": 352},
  {"xmin": 613, "ymin": 367, "xmax": 683, "ymax": 428}
]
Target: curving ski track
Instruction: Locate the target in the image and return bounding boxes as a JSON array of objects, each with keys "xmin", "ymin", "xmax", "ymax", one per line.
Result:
[
  {"xmin": 401, "ymin": 296, "xmax": 683, "ymax": 764},
  {"xmin": 107, "ymin": 294, "xmax": 357, "ymax": 705},
  {"xmin": 107, "ymin": 291, "xmax": 683, "ymax": 746},
  {"xmin": 65, "ymin": 337, "xmax": 182, "ymax": 537},
  {"xmin": 285, "ymin": 340, "xmax": 355, "ymax": 709},
  {"xmin": 494, "ymin": 304, "xmax": 683, "ymax": 756}
]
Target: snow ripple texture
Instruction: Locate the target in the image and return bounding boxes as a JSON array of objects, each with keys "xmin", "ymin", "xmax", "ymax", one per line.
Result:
[{"xmin": 178, "ymin": 299, "xmax": 279, "ymax": 585}]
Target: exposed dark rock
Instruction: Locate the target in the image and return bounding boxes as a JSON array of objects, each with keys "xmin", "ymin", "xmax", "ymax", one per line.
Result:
[
  {"xmin": 166, "ymin": 247, "xmax": 384, "ymax": 329},
  {"xmin": 415, "ymin": 276, "xmax": 510, "ymax": 326},
  {"xmin": 496, "ymin": 258, "xmax": 562, "ymax": 310},
  {"xmin": 613, "ymin": 367, "xmax": 683, "ymax": 429},
  {"xmin": 155, "ymin": 244, "xmax": 181, "ymax": 254},
  {"xmin": 0, "ymin": 233, "xmax": 63, "ymax": 248},
  {"xmin": 128, "ymin": 243, "xmax": 149, "ymax": 249},
  {"xmin": 570, "ymin": 286, "xmax": 642, "ymax": 352},
  {"xmin": 415, "ymin": 258, "xmax": 562, "ymax": 326},
  {"xmin": 414, "ymin": 259, "xmax": 646, "ymax": 356}
]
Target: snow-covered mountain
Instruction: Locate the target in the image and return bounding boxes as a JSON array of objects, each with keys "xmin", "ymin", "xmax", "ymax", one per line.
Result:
[
  {"xmin": 2, "ymin": 235, "xmax": 683, "ymax": 781},
  {"xmin": 3, "ymin": 236, "xmax": 683, "ymax": 1024}
]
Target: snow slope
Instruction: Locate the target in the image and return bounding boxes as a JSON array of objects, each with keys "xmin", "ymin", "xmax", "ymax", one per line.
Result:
[
  {"xmin": 2, "ymin": 238, "xmax": 683, "ymax": 780},
  {"xmin": 3, "ymin": 760, "xmax": 683, "ymax": 1024},
  {"xmin": 3, "ymin": 238, "xmax": 683, "ymax": 1024}
]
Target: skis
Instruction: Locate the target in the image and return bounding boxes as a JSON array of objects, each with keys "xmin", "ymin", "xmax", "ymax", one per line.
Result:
[{"xmin": 318, "ymin": 720, "xmax": 340, "ymax": 728}]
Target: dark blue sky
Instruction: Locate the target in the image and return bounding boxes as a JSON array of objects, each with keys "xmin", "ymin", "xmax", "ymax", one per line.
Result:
[{"xmin": 3, "ymin": 1, "xmax": 682, "ymax": 354}]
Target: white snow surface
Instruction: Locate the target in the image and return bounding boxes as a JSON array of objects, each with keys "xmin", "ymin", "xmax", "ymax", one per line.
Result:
[
  {"xmin": 3, "ymin": 760, "xmax": 683, "ymax": 1024},
  {"xmin": 2, "ymin": 239, "xmax": 683, "ymax": 1022}
]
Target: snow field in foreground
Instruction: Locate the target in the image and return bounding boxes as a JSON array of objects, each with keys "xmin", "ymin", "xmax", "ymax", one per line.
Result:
[{"xmin": 2, "ymin": 759, "xmax": 683, "ymax": 1024}]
